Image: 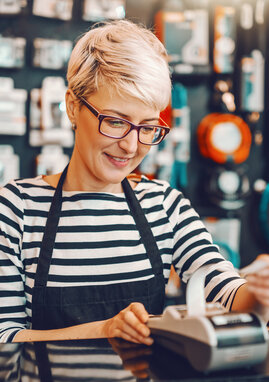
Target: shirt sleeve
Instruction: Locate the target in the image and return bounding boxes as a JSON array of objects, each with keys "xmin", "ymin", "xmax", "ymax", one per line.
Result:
[
  {"xmin": 163, "ymin": 186, "xmax": 246, "ymax": 310},
  {"xmin": 0, "ymin": 181, "xmax": 27, "ymax": 342}
]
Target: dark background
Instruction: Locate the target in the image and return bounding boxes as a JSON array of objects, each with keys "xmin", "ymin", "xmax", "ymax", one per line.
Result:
[{"xmin": 0, "ymin": 0, "xmax": 268, "ymax": 266}]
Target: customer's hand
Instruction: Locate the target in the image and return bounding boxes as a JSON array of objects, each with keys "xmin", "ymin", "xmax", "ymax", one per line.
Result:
[
  {"xmin": 246, "ymin": 254, "xmax": 269, "ymax": 308},
  {"xmin": 104, "ymin": 302, "xmax": 153, "ymax": 345}
]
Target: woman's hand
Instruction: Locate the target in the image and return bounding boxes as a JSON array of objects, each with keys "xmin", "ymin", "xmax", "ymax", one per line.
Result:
[
  {"xmin": 233, "ymin": 254, "xmax": 269, "ymax": 322},
  {"xmin": 245, "ymin": 254, "xmax": 269, "ymax": 307},
  {"xmin": 103, "ymin": 302, "xmax": 153, "ymax": 346}
]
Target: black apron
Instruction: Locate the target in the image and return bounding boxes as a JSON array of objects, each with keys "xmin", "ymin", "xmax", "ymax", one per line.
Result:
[{"xmin": 31, "ymin": 166, "xmax": 165, "ymax": 331}]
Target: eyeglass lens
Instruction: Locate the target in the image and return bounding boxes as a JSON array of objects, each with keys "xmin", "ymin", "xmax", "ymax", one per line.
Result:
[{"xmin": 100, "ymin": 117, "xmax": 165, "ymax": 144}]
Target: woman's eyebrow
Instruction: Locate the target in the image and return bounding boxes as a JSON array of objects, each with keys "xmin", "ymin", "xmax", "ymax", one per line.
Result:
[
  {"xmin": 102, "ymin": 109, "xmax": 159, "ymax": 123},
  {"xmin": 102, "ymin": 109, "xmax": 128, "ymax": 118}
]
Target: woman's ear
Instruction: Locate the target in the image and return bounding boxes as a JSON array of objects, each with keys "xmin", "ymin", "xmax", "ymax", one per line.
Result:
[{"xmin": 65, "ymin": 89, "xmax": 78, "ymax": 125}]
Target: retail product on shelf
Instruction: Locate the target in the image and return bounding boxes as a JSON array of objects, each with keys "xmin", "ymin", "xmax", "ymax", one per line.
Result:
[
  {"xmin": 0, "ymin": 0, "xmax": 26, "ymax": 14},
  {"xmin": 82, "ymin": 0, "xmax": 125, "ymax": 21},
  {"xmin": 0, "ymin": 77, "xmax": 27, "ymax": 135},
  {"xmin": 36, "ymin": 145, "xmax": 69, "ymax": 176},
  {"xmin": 155, "ymin": 7, "xmax": 209, "ymax": 74},
  {"xmin": 203, "ymin": 165, "xmax": 251, "ymax": 211},
  {"xmin": 32, "ymin": 0, "xmax": 73, "ymax": 20},
  {"xmin": 202, "ymin": 217, "xmax": 241, "ymax": 267},
  {"xmin": 213, "ymin": 5, "xmax": 236, "ymax": 74},
  {"xmin": 0, "ymin": 36, "xmax": 26, "ymax": 68},
  {"xmin": 32, "ymin": 38, "xmax": 73, "ymax": 70},
  {"xmin": 197, "ymin": 113, "xmax": 252, "ymax": 165},
  {"xmin": 29, "ymin": 77, "xmax": 74, "ymax": 147},
  {"xmin": 0, "ymin": 145, "xmax": 19, "ymax": 187}
]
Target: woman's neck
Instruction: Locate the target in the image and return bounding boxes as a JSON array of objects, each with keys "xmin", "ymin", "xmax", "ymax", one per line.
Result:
[
  {"xmin": 42, "ymin": 170, "xmax": 136, "ymax": 193},
  {"xmin": 43, "ymin": 163, "xmax": 129, "ymax": 193}
]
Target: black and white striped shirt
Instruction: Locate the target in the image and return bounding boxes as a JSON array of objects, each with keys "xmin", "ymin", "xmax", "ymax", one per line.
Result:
[{"xmin": 0, "ymin": 174, "xmax": 245, "ymax": 342}]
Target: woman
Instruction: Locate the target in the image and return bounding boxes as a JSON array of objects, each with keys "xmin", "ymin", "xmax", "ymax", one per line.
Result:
[{"xmin": 0, "ymin": 20, "xmax": 268, "ymax": 344}]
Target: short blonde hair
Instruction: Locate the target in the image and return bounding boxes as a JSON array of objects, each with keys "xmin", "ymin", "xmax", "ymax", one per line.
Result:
[{"xmin": 67, "ymin": 19, "xmax": 171, "ymax": 111}]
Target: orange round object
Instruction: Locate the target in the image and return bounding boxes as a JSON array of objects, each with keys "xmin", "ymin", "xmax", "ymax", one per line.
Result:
[{"xmin": 197, "ymin": 113, "xmax": 252, "ymax": 164}]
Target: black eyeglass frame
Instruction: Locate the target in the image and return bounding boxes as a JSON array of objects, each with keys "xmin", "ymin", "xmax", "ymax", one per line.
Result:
[{"xmin": 79, "ymin": 96, "xmax": 170, "ymax": 146}]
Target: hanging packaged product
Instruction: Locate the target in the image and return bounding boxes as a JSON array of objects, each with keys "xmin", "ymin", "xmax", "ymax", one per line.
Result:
[
  {"xmin": 156, "ymin": 136, "xmax": 174, "ymax": 183},
  {"xmin": 155, "ymin": 8, "xmax": 209, "ymax": 74},
  {"xmin": 238, "ymin": 1, "xmax": 265, "ymax": 112},
  {"xmin": 197, "ymin": 113, "xmax": 252, "ymax": 164},
  {"xmin": 139, "ymin": 145, "xmax": 158, "ymax": 180},
  {"xmin": 32, "ymin": 38, "xmax": 73, "ymax": 70},
  {"xmin": 29, "ymin": 88, "xmax": 41, "ymax": 130},
  {"xmin": 240, "ymin": 1, "xmax": 253, "ymax": 30},
  {"xmin": 213, "ymin": 5, "xmax": 236, "ymax": 74},
  {"xmin": 82, "ymin": 0, "xmax": 125, "ymax": 21},
  {"xmin": 29, "ymin": 77, "xmax": 74, "ymax": 147},
  {"xmin": 255, "ymin": 0, "xmax": 265, "ymax": 25},
  {"xmin": 202, "ymin": 216, "xmax": 241, "ymax": 268},
  {"xmin": 0, "ymin": 0, "xmax": 26, "ymax": 14},
  {"xmin": 211, "ymin": 79, "xmax": 236, "ymax": 113},
  {"xmin": 237, "ymin": 0, "xmax": 265, "ymax": 147},
  {"xmin": 254, "ymin": 179, "xmax": 269, "ymax": 248},
  {"xmin": 240, "ymin": 50, "xmax": 264, "ymax": 112},
  {"xmin": 0, "ymin": 145, "xmax": 19, "ymax": 187},
  {"xmin": 32, "ymin": 0, "xmax": 73, "ymax": 20},
  {"xmin": 0, "ymin": 36, "xmax": 26, "ymax": 68},
  {"xmin": 169, "ymin": 83, "xmax": 190, "ymax": 190},
  {"xmin": 204, "ymin": 165, "xmax": 250, "ymax": 210},
  {"xmin": 36, "ymin": 145, "xmax": 69, "ymax": 176},
  {"xmin": 0, "ymin": 77, "xmax": 27, "ymax": 135}
]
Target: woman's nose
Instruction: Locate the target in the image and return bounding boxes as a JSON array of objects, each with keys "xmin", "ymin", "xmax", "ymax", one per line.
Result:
[{"xmin": 118, "ymin": 129, "xmax": 138, "ymax": 153}]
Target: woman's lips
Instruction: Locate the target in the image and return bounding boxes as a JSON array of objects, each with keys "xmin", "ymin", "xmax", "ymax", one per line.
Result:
[{"xmin": 105, "ymin": 153, "xmax": 131, "ymax": 167}]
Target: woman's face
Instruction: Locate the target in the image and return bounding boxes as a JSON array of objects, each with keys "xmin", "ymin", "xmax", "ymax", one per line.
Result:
[{"xmin": 68, "ymin": 86, "xmax": 160, "ymax": 192}]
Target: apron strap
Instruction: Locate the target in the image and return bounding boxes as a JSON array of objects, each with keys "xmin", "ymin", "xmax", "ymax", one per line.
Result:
[
  {"xmin": 121, "ymin": 178, "xmax": 164, "ymax": 279},
  {"xmin": 34, "ymin": 165, "xmax": 68, "ymax": 287}
]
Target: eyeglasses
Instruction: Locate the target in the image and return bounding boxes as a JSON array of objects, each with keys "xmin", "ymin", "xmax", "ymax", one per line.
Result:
[{"xmin": 79, "ymin": 97, "xmax": 170, "ymax": 145}]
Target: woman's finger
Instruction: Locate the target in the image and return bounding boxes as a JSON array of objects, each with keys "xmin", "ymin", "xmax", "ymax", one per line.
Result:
[
  {"xmin": 114, "ymin": 326, "xmax": 153, "ymax": 345},
  {"xmin": 118, "ymin": 320, "xmax": 153, "ymax": 345},
  {"xmin": 123, "ymin": 310, "xmax": 151, "ymax": 337},
  {"xmin": 247, "ymin": 274, "xmax": 269, "ymax": 289},
  {"xmin": 128, "ymin": 302, "xmax": 149, "ymax": 323}
]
